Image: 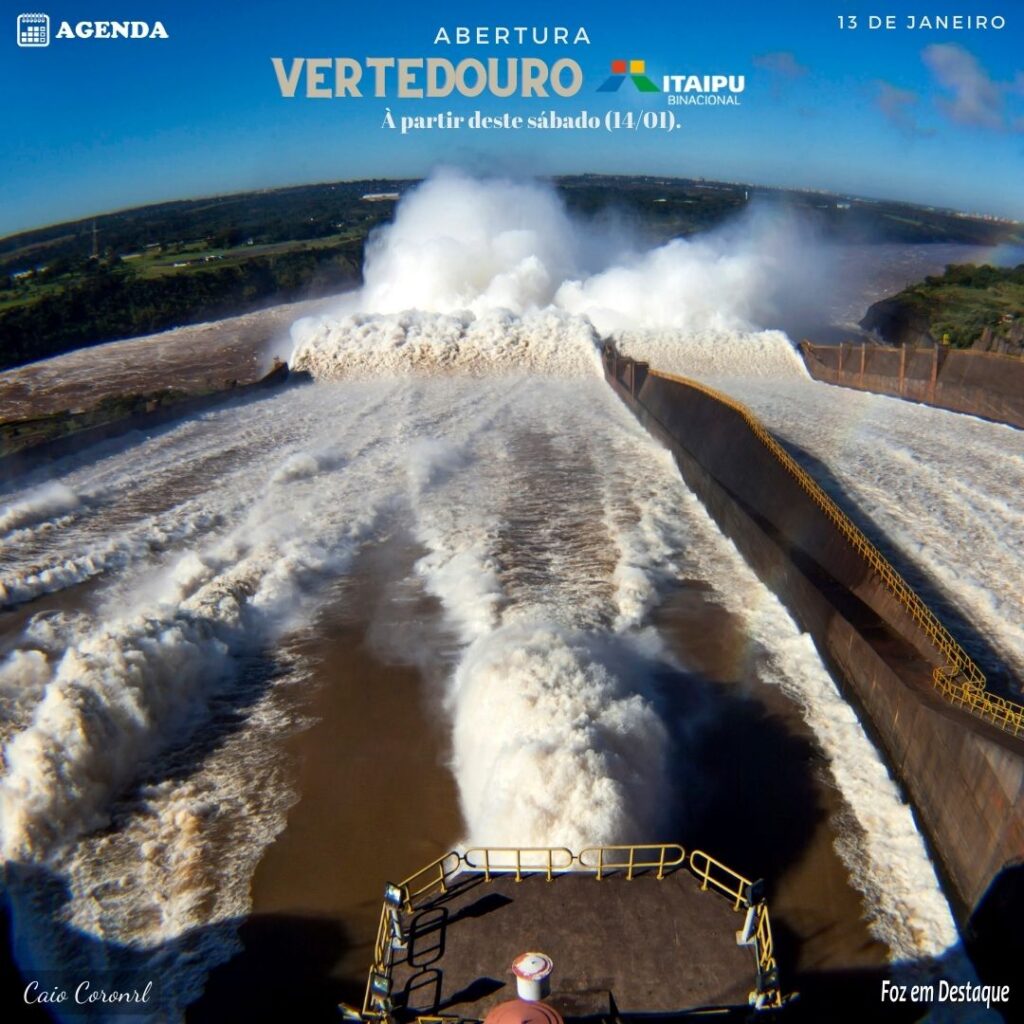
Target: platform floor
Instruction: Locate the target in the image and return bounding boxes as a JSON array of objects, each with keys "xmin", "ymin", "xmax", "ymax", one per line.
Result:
[{"xmin": 389, "ymin": 870, "xmax": 756, "ymax": 1020}]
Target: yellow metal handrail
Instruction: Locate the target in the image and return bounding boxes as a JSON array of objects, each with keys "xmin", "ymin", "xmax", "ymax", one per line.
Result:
[
  {"xmin": 463, "ymin": 846, "xmax": 574, "ymax": 881},
  {"xmin": 361, "ymin": 852, "xmax": 462, "ymax": 1014},
  {"xmin": 687, "ymin": 850, "xmax": 781, "ymax": 1006},
  {"xmin": 753, "ymin": 903, "xmax": 775, "ymax": 976},
  {"xmin": 647, "ymin": 367, "xmax": 1024, "ymax": 739},
  {"xmin": 359, "ymin": 843, "xmax": 784, "ymax": 1019},
  {"xmin": 578, "ymin": 843, "xmax": 686, "ymax": 880},
  {"xmin": 362, "ymin": 903, "xmax": 395, "ymax": 1017},
  {"xmin": 399, "ymin": 850, "xmax": 462, "ymax": 910},
  {"xmin": 688, "ymin": 849, "xmax": 751, "ymax": 911}
]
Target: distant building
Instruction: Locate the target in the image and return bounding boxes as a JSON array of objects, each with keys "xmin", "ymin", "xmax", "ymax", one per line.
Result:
[{"xmin": 361, "ymin": 192, "xmax": 400, "ymax": 202}]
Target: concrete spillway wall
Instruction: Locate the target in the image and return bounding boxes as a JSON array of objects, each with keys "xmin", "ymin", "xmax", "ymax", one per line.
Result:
[
  {"xmin": 603, "ymin": 351, "xmax": 1024, "ymax": 936},
  {"xmin": 801, "ymin": 342, "xmax": 1024, "ymax": 430},
  {"xmin": 0, "ymin": 362, "xmax": 296, "ymax": 485}
]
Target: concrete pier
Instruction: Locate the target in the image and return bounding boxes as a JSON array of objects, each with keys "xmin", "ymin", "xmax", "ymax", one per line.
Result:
[{"xmin": 388, "ymin": 871, "xmax": 755, "ymax": 1019}]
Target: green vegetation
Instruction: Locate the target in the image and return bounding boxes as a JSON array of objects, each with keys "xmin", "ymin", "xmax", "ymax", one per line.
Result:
[
  {"xmin": 0, "ymin": 180, "xmax": 406, "ymax": 371},
  {"xmin": 885, "ymin": 263, "xmax": 1024, "ymax": 350},
  {"xmin": 0, "ymin": 242, "xmax": 363, "ymax": 370},
  {"xmin": 555, "ymin": 174, "xmax": 1023, "ymax": 247},
  {"xmin": 1, "ymin": 175, "xmax": 1021, "ymax": 372}
]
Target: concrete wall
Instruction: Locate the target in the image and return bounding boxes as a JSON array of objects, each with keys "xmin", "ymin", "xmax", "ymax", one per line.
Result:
[
  {"xmin": 604, "ymin": 354, "xmax": 1024, "ymax": 925},
  {"xmin": 0, "ymin": 363, "xmax": 296, "ymax": 484},
  {"xmin": 801, "ymin": 343, "xmax": 1024, "ymax": 430}
]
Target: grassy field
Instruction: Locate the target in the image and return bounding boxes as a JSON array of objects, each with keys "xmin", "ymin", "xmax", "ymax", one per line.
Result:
[{"xmin": 1, "ymin": 229, "xmax": 369, "ymax": 311}]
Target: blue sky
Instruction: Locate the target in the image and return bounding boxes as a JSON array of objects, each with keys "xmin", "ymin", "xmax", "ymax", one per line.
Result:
[{"xmin": 2, "ymin": 0, "xmax": 1023, "ymax": 236}]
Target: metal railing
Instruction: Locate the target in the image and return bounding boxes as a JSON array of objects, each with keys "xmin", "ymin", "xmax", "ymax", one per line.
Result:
[
  {"xmin": 753, "ymin": 903, "xmax": 776, "ymax": 988},
  {"xmin": 644, "ymin": 365, "xmax": 1024, "ymax": 739},
  {"xmin": 689, "ymin": 848, "xmax": 750, "ymax": 910},
  {"xmin": 361, "ymin": 852, "xmax": 462, "ymax": 1018},
  {"xmin": 362, "ymin": 903, "xmax": 395, "ymax": 1019},
  {"xmin": 687, "ymin": 850, "xmax": 778, "ymax": 1003},
  {"xmin": 400, "ymin": 851, "xmax": 463, "ymax": 910},
  {"xmin": 804, "ymin": 339, "xmax": 1024, "ymax": 368},
  {"xmin": 356, "ymin": 842, "xmax": 784, "ymax": 1020},
  {"xmin": 578, "ymin": 842, "xmax": 686, "ymax": 880},
  {"xmin": 463, "ymin": 846, "xmax": 575, "ymax": 881}
]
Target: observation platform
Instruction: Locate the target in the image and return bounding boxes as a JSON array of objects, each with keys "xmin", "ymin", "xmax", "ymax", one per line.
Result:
[{"xmin": 355, "ymin": 845, "xmax": 780, "ymax": 1023}]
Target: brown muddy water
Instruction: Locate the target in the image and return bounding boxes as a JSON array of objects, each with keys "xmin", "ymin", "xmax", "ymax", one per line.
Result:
[
  {"xmin": 185, "ymin": 558, "xmax": 886, "ymax": 1023},
  {"xmin": 0, "ymin": 371, "xmax": 943, "ymax": 1024}
]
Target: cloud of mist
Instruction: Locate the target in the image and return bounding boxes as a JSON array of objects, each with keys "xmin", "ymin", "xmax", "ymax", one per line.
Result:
[
  {"xmin": 555, "ymin": 203, "xmax": 832, "ymax": 336},
  {"xmin": 300, "ymin": 167, "xmax": 836, "ymax": 349},
  {"xmin": 361, "ymin": 169, "xmax": 585, "ymax": 315}
]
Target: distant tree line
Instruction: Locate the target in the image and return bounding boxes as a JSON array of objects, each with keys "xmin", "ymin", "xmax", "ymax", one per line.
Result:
[
  {"xmin": 0, "ymin": 180, "xmax": 410, "ymax": 277},
  {"xmin": 924, "ymin": 263, "xmax": 1024, "ymax": 289}
]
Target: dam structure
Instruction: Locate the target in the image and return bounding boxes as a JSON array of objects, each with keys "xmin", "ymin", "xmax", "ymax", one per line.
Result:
[
  {"xmin": 3, "ymin": 172, "xmax": 1021, "ymax": 1019},
  {"xmin": 602, "ymin": 344, "xmax": 1024, "ymax": 965},
  {"xmin": 800, "ymin": 341, "xmax": 1024, "ymax": 430}
]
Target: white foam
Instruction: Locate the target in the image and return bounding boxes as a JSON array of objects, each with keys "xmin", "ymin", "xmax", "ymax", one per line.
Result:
[
  {"xmin": 612, "ymin": 326, "xmax": 809, "ymax": 380},
  {"xmin": 555, "ymin": 204, "xmax": 828, "ymax": 338},
  {"xmin": 396, "ymin": 376, "xmax": 689, "ymax": 846},
  {"xmin": 0, "ymin": 649, "xmax": 51, "ymax": 745},
  {"xmin": 279, "ymin": 156, "xmax": 969, "ymax": 957},
  {"xmin": 290, "ymin": 308, "xmax": 603, "ymax": 381},
  {"xmin": 392, "ymin": 367, "xmax": 957, "ymax": 960},
  {"xmin": 0, "ymin": 482, "xmax": 81, "ymax": 535},
  {"xmin": 0, "ymin": 382, "xmax": 422, "ymax": 863},
  {"xmin": 703, "ymin": 378, "xmax": 1024, "ymax": 682},
  {"xmin": 451, "ymin": 623, "xmax": 669, "ymax": 848},
  {"xmin": 361, "ymin": 169, "xmax": 581, "ymax": 316},
  {"xmin": 668, "ymin": 483, "xmax": 959, "ymax": 959},
  {"xmin": 292, "ymin": 170, "xmax": 827, "ymax": 384},
  {"xmin": 1, "ymin": 172, "xmax": 989, "ymax": 1008},
  {"xmin": 0, "ymin": 508, "xmax": 224, "ymax": 607}
]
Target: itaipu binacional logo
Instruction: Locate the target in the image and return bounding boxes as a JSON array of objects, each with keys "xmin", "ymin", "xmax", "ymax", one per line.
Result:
[
  {"xmin": 598, "ymin": 55, "xmax": 745, "ymax": 106},
  {"xmin": 16, "ymin": 12, "xmax": 49, "ymax": 47},
  {"xmin": 598, "ymin": 59, "xmax": 659, "ymax": 93}
]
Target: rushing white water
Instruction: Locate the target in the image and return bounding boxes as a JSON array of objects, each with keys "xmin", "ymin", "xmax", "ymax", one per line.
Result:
[
  {"xmin": 291, "ymin": 308, "xmax": 602, "ymax": 380},
  {"xmin": 665, "ymin": 483, "xmax": 960, "ymax": 959},
  {"xmin": 4, "ymin": 170, "xmax": 1008, "ymax": 1020},
  {"xmin": 608, "ymin": 338, "xmax": 1024, "ymax": 683},
  {"xmin": 398, "ymin": 375, "xmax": 686, "ymax": 848},
  {"xmin": 613, "ymin": 326, "xmax": 809, "ymax": 380},
  {"xmin": 728, "ymin": 381, "xmax": 1024, "ymax": 683}
]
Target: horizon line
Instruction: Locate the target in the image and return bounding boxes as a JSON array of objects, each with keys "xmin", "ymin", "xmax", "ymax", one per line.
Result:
[{"xmin": 2, "ymin": 171, "xmax": 1022, "ymax": 246}]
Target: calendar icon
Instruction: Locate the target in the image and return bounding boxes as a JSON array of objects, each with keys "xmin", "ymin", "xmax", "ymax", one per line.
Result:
[{"xmin": 17, "ymin": 13, "xmax": 50, "ymax": 47}]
